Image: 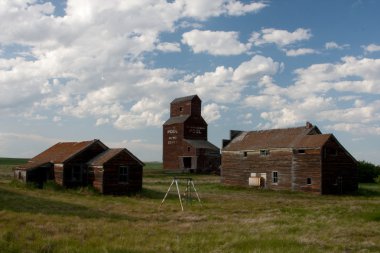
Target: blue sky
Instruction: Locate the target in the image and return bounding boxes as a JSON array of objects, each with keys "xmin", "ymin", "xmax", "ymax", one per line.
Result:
[{"xmin": 1, "ymin": 0, "xmax": 380, "ymax": 164}]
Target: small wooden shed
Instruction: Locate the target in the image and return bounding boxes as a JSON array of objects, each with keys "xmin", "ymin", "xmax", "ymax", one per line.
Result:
[{"xmin": 88, "ymin": 148, "xmax": 145, "ymax": 194}]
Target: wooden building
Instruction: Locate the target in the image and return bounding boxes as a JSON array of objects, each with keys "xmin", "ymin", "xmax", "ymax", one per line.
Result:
[
  {"xmin": 14, "ymin": 140, "xmax": 144, "ymax": 194},
  {"xmin": 221, "ymin": 122, "xmax": 358, "ymax": 194},
  {"xmin": 88, "ymin": 148, "xmax": 144, "ymax": 194},
  {"xmin": 163, "ymin": 95, "xmax": 220, "ymax": 172}
]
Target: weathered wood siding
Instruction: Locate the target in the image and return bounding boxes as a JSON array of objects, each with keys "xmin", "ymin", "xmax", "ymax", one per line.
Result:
[
  {"xmin": 221, "ymin": 149, "xmax": 293, "ymax": 190},
  {"xmin": 163, "ymin": 123, "xmax": 184, "ymax": 170},
  {"xmin": 54, "ymin": 164, "xmax": 64, "ymax": 186},
  {"xmin": 92, "ymin": 151, "xmax": 143, "ymax": 195},
  {"xmin": 54, "ymin": 142, "xmax": 107, "ymax": 187},
  {"xmin": 292, "ymin": 149, "xmax": 322, "ymax": 193},
  {"xmin": 321, "ymin": 140, "xmax": 358, "ymax": 194},
  {"xmin": 183, "ymin": 117, "xmax": 207, "ymax": 140}
]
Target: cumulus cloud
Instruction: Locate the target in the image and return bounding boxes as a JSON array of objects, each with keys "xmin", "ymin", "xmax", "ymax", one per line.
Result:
[
  {"xmin": 182, "ymin": 30, "xmax": 249, "ymax": 55},
  {"xmin": 202, "ymin": 103, "xmax": 227, "ymax": 123},
  {"xmin": 250, "ymin": 28, "xmax": 312, "ymax": 47},
  {"xmin": 156, "ymin": 42, "xmax": 181, "ymax": 52},
  {"xmin": 191, "ymin": 55, "xmax": 282, "ymax": 103},
  {"xmin": 243, "ymin": 56, "xmax": 380, "ymax": 132},
  {"xmin": 362, "ymin": 44, "xmax": 380, "ymax": 53},
  {"xmin": 284, "ymin": 48, "xmax": 318, "ymax": 56},
  {"xmin": 179, "ymin": 0, "xmax": 267, "ymax": 20},
  {"xmin": 325, "ymin": 41, "xmax": 350, "ymax": 50}
]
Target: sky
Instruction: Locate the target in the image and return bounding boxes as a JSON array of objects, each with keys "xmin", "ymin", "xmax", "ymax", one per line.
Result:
[{"xmin": 0, "ymin": 0, "xmax": 380, "ymax": 164}]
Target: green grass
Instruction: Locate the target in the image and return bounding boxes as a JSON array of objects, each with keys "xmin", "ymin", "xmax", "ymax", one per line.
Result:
[{"xmin": 0, "ymin": 161, "xmax": 380, "ymax": 252}]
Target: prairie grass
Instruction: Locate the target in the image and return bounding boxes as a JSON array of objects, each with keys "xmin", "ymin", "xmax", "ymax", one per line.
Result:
[{"xmin": 0, "ymin": 161, "xmax": 379, "ymax": 252}]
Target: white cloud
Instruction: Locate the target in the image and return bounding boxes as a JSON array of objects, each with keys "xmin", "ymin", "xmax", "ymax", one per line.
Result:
[
  {"xmin": 242, "ymin": 56, "xmax": 380, "ymax": 132},
  {"xmin": 250, "ymin": 28, "xmax": 312, "ymax": 47},
  {"xmin": 284, "ymin": 48, "xmax": 318, "ymax": 56},
  {"xmin": 156, "ymin": 42, "xmax": 181, "ymax": 52},
  {"xmin": 326, "ymin": 123, "xmax": 380, "ymax": 136},
  {"xmin": 225, "ymin": 1, "xmax": 268, "ymax": 16},
  {"xmin": 233, "ymin": 55, "xmax": 282, "ymax": 83},
  {"xmin": 191, "ymin": 55, "xmax": 282, "ymax": 103},
  {"xmin": 325, "ymin": 41, "xmax": 349, "ymax": 50},
  {"xmin": 179, "ymin": 0, "xmax": 267, "ymax": 20},
  {"xmin": 182, "ymin": 29, "xmax": 249, "ymax": 56},
  {"xmin": 362, "ymin": 43, "xmax": 380, "ymax": 53},
  {"xmin": 202, "ymin": 103, "xmax": 226, "ymax": 123}
]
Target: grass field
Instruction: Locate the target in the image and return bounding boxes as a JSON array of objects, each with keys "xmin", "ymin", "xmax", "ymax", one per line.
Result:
[{"xmin": 0, "ymin": 159, "xmax": 379, "ymax": 253}]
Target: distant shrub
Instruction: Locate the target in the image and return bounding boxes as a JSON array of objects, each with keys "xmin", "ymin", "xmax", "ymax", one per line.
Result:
[
  {"xmin": 374, "ymin": 176, "xmax": 380, "ymax": 184},
  {"xmin": 358, "ymin": 161, "xmax": 380, "ymax": 183}
]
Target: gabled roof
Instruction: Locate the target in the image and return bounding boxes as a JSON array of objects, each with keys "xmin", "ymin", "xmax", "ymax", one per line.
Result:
[
  {"xmin": 171, "ymin": 95, "xmax": 199, "ymax": 104},
  {"xmin": 16, "ymin": 161, "xmax": 52, "ymax": 171},
  {"xmin": 17, "ymin": 140, "xmax": 108, "ymax": 170},
  {"xmin": 294, "ymin": 134, "xmax": 332, "ymax": 149},
  {"xmin": 184, "ymin": 139, "xmax": 220, "ymax": 151},
  {"xmin": 223, "ymin": 124, "xmax": 321, "ymax": 151},
  {"xmin": 163, "ymin": 115, "xmax": 190, "ymax": 125},
  {"xmin": 88, "ymin": 148, "xmax": 145, "ymax": 167}
]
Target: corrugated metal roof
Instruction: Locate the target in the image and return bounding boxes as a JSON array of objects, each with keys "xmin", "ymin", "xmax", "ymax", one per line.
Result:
[
  {"xmin": 88, "ymin": 148, "xmax": 145, "ymax": 167},
  {"xmin": 223, "ymin": 126, "xmax": 322, "ymax": 151},
  {"xmin": 184, "ymin": 139, "xmax": 219, "ymax": 151},
  {"xmin": 163, "ymin": 115, "xmax": 189, "ymax": 125},
  {"xmin": 171, "ymin": 95, "xmax": 199, "ymax": 104}
]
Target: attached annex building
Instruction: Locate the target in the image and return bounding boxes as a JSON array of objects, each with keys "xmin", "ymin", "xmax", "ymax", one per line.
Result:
[
  {"xmin": 221, "ymin": 122, "xmax": 358, "ymax": 194},
  {"xmin": 14, "ymin": 139, "xmax": 144, "ymax": 194},
  {"xmin": 163, "ymin": 95, "xmax": 220, "ymax": 172}
]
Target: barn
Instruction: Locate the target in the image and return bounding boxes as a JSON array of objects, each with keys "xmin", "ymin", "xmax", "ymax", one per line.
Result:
[
  {"xmin": 163, "ymin": 95, "xmax": 220, "ymax": 173},
  {"xmin": 88, "ymin": 148, "xmax": 144, "ymax": 194},
  {"xmin": 221, "ymin": 122, "xmax": 358, "ymax": 194},
  {"xmin": 14, "ymin": 140, "xmax": 144, "ymax": 194}
]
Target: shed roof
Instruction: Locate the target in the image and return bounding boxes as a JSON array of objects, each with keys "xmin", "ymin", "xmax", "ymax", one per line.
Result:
[
  {"xmin": 171, "ymin": 95, "xmax": 199, "ymax": 104},
  {"xmin": 223, "ymin": 125, "xmax": 322, "ymax": 151},
  {"xmin": 163, "ymin": 115, "xmax": 189, "ymax": 125},
  {"xmin": 184, "ymin": 139, "xmax": 219, "ymax": 151},
  {"xmin": 88, "ymin": 148, "xmax": 145, "ymax": 167},
  {"xmin": 17, "ymin": 140, "xmax": 107, "ymax": 170}
]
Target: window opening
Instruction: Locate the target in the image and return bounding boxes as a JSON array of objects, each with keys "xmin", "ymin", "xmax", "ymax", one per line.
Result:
[
  {"xmin": 272, "ymin": 171, "xmax": 278, "ymax": 184},
  {"xmin": 307, "ymin": 177, "xmax": 312, "ymax": 185},
  {"xmin": 119, "ymin": 166, "xmax": 129, "ymax": 183},
  {"xmin": 260, "ymin": 149, "xmax": 270, "ymax": 156}
]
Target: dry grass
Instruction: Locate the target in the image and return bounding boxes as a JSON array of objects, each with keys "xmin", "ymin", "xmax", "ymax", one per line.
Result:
[{"xmin": 0, "ymin": 162, "xmax": 379, "ymax": 252}]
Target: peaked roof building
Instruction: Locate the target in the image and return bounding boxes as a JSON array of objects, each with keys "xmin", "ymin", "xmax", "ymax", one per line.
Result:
[
  {"xmin": 163, "ymin": 95, "xmax": 220, "ymax": 172},
  {"xmin": 221, "ymin": 122, "xmax": 358, "ymax": 194}
]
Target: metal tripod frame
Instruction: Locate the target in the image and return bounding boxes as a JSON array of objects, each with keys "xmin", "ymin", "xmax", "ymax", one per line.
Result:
[{"xmin": 160, "ymin": 177, "xmax": 202, "ymax": 211}]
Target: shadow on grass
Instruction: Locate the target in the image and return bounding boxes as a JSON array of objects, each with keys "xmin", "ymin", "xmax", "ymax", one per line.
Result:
[{"xmin": 0, "ymin": 187, "xmax": 134, "ymax": 221}]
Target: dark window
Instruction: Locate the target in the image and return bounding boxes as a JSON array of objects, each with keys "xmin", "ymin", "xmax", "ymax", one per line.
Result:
[
  {"xmin": 72, "ymin": 165, "xmax": 83, "ymax": 182},
  {"xmin": 187, "ymin": 147, "xmax": 191, "ymax": 152},
  {"xmin": 179, "ymin": 107, "xmax": 183, "ymax": 112},
  {"xmin": 119, "ymin": 166, "xmax": 129, "ymax": 183},
  {"xmin": 260, "ymin": 149, "xmax": 270, "ymax": 156},
  {"xmin": 307, "ymin": 178, "xmax": 312, "ymax": 185},
  {"xmin": 325, "ymin": 148, "xmax": 338, "ymax": 156},
  {"xmin": 298, "ymin": 149, "xmax": 305, "ymax": 154},
  {"xmin": 272, "ymin": 171, "xmax": 278, "ymax": 184},
  {"xmin": 243, "ymin": 151, "xmax": 248, "ymax": 157}
]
